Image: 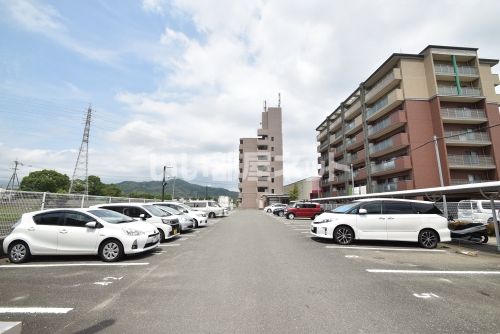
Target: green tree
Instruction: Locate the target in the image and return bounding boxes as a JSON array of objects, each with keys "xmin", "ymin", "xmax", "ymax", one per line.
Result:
[
  {"xmin": 288, "ymin": 184, "xmax": 299, "ymax": 201},
  {"xmin": 101, "ymin": 184, "xmax": 122, "ymax": 197},
  {"xmin": 20, "ymin": 169, "xmax": 70, "ymax": 193},
  {"xmin": 88, "ymin": 175, "xmax": 105, "ymax": 195}
]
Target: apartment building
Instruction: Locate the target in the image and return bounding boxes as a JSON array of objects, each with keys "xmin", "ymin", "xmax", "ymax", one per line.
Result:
[
  {"xmin": 284, "ymin": 176, "xmax": 320, "ymax": 201},
  {"xmin": 316, "ymin": 45, "xmax": 500, "ymax": 197},
  {"xmin": 239, "ymin": 105, "xmax": 284, "ymax": 208}
]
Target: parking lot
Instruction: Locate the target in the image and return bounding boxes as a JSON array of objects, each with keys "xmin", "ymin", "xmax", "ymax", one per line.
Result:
[{"xmin": 1, "ymin": 210, "xmax": 500, "ymax": 333}]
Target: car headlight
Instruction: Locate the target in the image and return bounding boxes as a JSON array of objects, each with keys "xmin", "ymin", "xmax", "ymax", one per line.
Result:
[
  {"xmin": 122, "ymin": 228, "xmax": 145, "ymax": 236},
  {"xmin": 316, "ymin": 218, "xmax": 336, "ymax": 224},
  {"xmin": 162, "ymin": 219, "xmax": 172, "ymax": 224}
]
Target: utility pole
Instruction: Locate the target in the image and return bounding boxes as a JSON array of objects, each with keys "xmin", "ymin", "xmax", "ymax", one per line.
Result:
[
  {"xmin": 433, "ymin": 135, "xmax": 448, "ymax": 218},
  {"xmin": 161, "ymin": 166, "xmax": 173, "ymax": 201},
  {"xmin": 350, "ymin": 163, "xmax": 355, "ymax": 195},
  {"xmin": 205, "ymin": 185, "xmax": 208, "ymax": 199},
  {"xmin": 69, "ymin": 105, "xmax": 92, "ymax": 195},
  {"xmin": 171, "ymin": 177, "xmax": 176, "ymax": 199},
  {"xmin": 6, "ymin": 160, "xmax": 22, "ymax": 191}
]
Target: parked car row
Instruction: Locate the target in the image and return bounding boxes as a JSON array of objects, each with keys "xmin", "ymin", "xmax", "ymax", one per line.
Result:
[
  {"xmin": 267, "ymin": 198, "xmax": 452, "ymax": 249},
  {"xmin": 3, "ymin": 201, "xmax": 216, "ymax": 264},
  {"xmin": 265, "ymin": 201, "xmax": 323, "ymax": 220}
]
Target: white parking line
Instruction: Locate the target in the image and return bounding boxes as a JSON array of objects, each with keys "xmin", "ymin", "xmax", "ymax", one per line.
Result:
[
  {"xmin": 367, "ymin": 269, "xmax": 500, "ymax": 275},
  {"xmin": 0, "ymin": 307, "xmax": 73, "ymax": 314},
  {"xmin": 0, "ymin": 263, "xmax": 149, "ymax": 269},
  {"xmin": 301, "ymin": 232, "xmax": 310, "ymax": 234},
  {"xmin": 325, "ymin": 246, "xmax": 446, "ymax": 253},
  {"xmin": 293, "ymin": 229, "xmax": 310, "ymax": 231},
  {"xmin": 159, "ymin": 244, "xmax": 181, "ymax": 247}
]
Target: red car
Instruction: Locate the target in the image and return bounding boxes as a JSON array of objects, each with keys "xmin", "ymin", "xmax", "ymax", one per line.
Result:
[{"xmin": 285, "ymin": 202, "xmax": 323, "ymax": 220}]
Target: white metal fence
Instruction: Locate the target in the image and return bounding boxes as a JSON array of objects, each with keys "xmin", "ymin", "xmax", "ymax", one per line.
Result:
[{"xmin": 0, "ymin": 190, "xmax": 157, "ymax": 238}]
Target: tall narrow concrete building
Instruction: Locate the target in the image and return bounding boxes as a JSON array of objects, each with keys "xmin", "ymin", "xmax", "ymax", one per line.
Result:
[{"xmin": 239, "ymin": 104, "xmax": 284, "ymax": 208}]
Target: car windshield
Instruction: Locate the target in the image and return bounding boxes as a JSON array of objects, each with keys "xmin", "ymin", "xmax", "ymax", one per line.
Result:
[
  {"xmin": 332, "ymin": 203, "xmax": 359, "ymax": 213},
  {"xmin": 88, "ymin": 209, "xmax": 135, "ymax": 224},
  {"xmin": 153, "ymin": 204, "xmax": 182, "ymax": 215},
  {"xmin": 143, "ymin": 205, "xmax": 171, "ymax": 217}
]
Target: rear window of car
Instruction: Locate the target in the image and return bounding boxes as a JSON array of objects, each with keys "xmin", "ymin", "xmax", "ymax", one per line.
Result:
[
  {"xmin": 33, "ymin": 212, "xmax": 63, "ymax": 225},
  {"xmin": 413, "ymin": 203, "xmax": 442, "ymax": 214}
]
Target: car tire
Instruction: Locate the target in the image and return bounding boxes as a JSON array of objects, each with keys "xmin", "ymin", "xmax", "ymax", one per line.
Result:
[
  {"xmin": 194, "ymin": 219, "xmax": 199, "ymax": 228},
  {"xmin": 333, "ymin": 226, "xmax": 354, "ymax": 245},
  {"xmin": 287, "ymin": 213, "xmax": 295, "ymax": 220},
  {"xmin": 8, "ymin": 241, "xmax": 31, "ymax": 264},
  {"xmin": 267, "ymin": 209, "xmax": 272, "ymax": 213},
  {"xmin": 209, "ymin": 212, "xmax": 216, "ymax": 219},
  {"xmin": 418, "ymin": 229, "xmax": 439, "ymax": 249},
  {"xmin": 481, "ymin": 235, "xmax": 489, "ymax": 244},
  {"xmin": 278, "ymin": 211, "xmax": 284, "ymax": 217},
  {"xmin": 99, "ymin": 239, "xmax": 124, "ymax": 262},
  {"xmin": 158, "ymin": 229, "xmax": 165, "ymax": 242}
]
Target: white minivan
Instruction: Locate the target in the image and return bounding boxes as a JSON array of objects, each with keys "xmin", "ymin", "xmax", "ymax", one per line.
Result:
[
  {"xmin": 185, "ymin": 200, "xmax": 226, "ymax": 218},
  {"xmin": 311, "ymin": 198, "xmax": 451, "ymax": 249},
  {"xmin": 457, "ymin": 200, "xmax": 500, "ymax": 225}
]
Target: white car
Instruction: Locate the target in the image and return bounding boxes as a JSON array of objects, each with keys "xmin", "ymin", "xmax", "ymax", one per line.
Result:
[
  {"xmin": 185, "ymin": 200, "xmax": 226, "ymax": 218},
  {"xmin": 91, "ymin": 203, "xmax": 178, "ymax": 241},
  {"xmin": 3, "ymin": 208, "xmax": 160, "ymax": 263},
  {"xmin": 153, "ymin": 205, "xmax": 194, "ymax": 232},
  {"xmin": 457, "ymin": 200, "xmax": 500, "ymax": 225},
  {"xmin": 152, "ymin": 202, "xmax": 208, "ymax": 228},
  {"xmin": 310, "ymin": 198, "xmax": 451, "ymax": 249},
  {"xmin": 263, "ymin": 203, "xmax": 287, "ymax": 213}
]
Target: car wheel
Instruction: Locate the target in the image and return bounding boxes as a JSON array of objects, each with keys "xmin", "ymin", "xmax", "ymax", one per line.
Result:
[
  {"xmin": 8, "ymin": 241, "xmax": 31, "ymax": 263},
  {"xmin": 287, "ymin": 213, "xmax": 295, "ymax": 220},
  {"xmin": 481, "ymin": 235, "xmax": 489, "ymax": 244},
  {"xmin": 278, "ymin": 211, "xmax": 284, "ymax": 217},
  {"xmin": 99, "ymin": 239, "xmax": 124, "ymax": 262},
  {"xmin": 158, "ymin": 229, "xmax": 165, "ymax": 242},
  {"xmin": 209, "ymin": 212, "xmax": 216, "ymax": 219},
  {"xmin": 418, "ymin": 229, "xmax": 439, "ymax": 249},
  {"xmin": 194, "ymin": 219, "xmax": 199, "ymax": 228},
  {"xmin": 334, "ymin": 226, "xmax": 354, "ymax": 245},
  {"xmin": 267, "ymin": 209, "xmax": 272, "ymax": 213}
]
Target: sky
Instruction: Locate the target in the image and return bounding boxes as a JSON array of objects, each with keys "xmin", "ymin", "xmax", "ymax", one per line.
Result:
[{"xmin": 1, "ymin": 0, "xmax": 500, "ymax": 191}]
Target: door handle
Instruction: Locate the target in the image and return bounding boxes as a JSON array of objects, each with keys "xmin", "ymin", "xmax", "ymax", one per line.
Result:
[
  {"xmin": 378, "ymin": 217, "xmax": 386, "ymax": 220},
  {"xmin": 387, "ymin": 217, "xmax": 395, "ymax": 220},
  {"xmin": 59, "ymin": 230, "xmax": 68, "ymax": 234}
]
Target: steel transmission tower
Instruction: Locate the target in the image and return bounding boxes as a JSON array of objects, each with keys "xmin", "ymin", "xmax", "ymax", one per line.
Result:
[
  {"xmin": 6, "ymin": 160, "xmax": 22, "ymax": 191},
  {"xmin": 69, "ymin": 105, "xmax": 92, "ymax": 194}
]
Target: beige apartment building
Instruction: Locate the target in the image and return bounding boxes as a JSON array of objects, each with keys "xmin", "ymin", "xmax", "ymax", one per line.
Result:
[
  {"xmin": 284, "ymin": 176, "xmax": 320, "ymax": 201},
  {"xmin": 316, "ymin": 45, "xmax": 500, "ymax": 197},
  {"xmin": 239, "ymin": 105, "xmax": 284, "ymax": 208}
]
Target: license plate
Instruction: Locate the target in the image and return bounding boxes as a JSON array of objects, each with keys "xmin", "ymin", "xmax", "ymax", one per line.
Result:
[{"xmin": 173, "ymin": 228, "xmax": 178, "ymax": 235}]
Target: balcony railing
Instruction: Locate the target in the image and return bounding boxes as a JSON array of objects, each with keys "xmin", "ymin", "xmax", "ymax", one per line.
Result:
[
  {"xmin": 447, "ymin": 154, "xmax": 495, "ymax": 167},
  {"xmin": 346, "ymin": 137, "xmax": 356, "ymax": 147},
  {"xmin": 434, "ymin": 64, "xmax": 478, "ymax": 76},
  {"xmin": 370, "ymin": 159, "xmax": 396, "ymax": 174},
  {"xmin": 369, "ymin": 137, "xmax": 393, "ymax": 154},
  {"xmin": 444, "ymin": 131, "xmax": 490, "ymax": 143},
  {"xmin": 367, "ymin": 95, "xmax": 389, "ymax": 118},
  {"xmin": 450, "ymin": 179, "xmax": 487, "ymax": 186},
  {"xmin": 318, "ymin": 141, "xmax": 329, "ymax": 152},
  {"xmin": 366, "ymin": 70, "xmax": 397, "ymax": 99},
  {"xmin": 368, "ymin": 117, "xmax": 390, "ymax": 136},
  {"xmin": 371, "ymin": 180, "xmax": 413, "ymax": 193},
  {"xmin": 438, "ymin": 85, "xmax": 481, "ymax": 96},
  {"xmin": 440, "ymin": 107, "xmax": 487, "ymax": 120}
]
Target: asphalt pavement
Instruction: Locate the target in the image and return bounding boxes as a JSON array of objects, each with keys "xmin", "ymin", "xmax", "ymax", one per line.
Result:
[{"xmin": 1, "ymin": 210, "xmax": 499, "ymax": 333}]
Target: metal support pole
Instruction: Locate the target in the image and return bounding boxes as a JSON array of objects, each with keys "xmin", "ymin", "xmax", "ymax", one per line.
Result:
[
  {"xmin": 41, "ymin": 192, "xmax": 46, "ymax": 211},
  {"xmin": 161, "ymin": 166, "xmax": 166, "ymax": 202},
  {"xmin": 490, "ymin": 198, "xmax": 500, "ymax": 251},
  {"xmin": 81, "ymin": 194, "xmax": 85, "ymax": 208},
  {"xmin": 433, "ymin": 136, "xmax": 448, "ymax": 218},
  {"xmin": 350, "ymin": 164, "xmax": 354, "ymax": 195}
]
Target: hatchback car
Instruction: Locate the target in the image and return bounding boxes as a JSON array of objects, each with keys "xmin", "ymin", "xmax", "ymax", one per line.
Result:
[
  {"xmin": 264, "ymin": 203, "xmax": 287, "ymax": 213},
  {"xmin": 3, "ymin": 208, "xmax": 160, "ymax": 263},
  {"xmin": 285, "ymin": 202, "xmax": 322, "ymax": 220},
  {"xmin": 92, "ymin": 203, "xmax": 179, "ymax": 241},
  {"xmin": 152, "ymin": 201, "xmax": 208, "ymax": 228},
  {"xmin": 185, "ymin": 200, "xmax": 226, "ymax": 218},
  {"xmin": 310, "ymin": 198, "xmax": 450, "ymax": 248}
]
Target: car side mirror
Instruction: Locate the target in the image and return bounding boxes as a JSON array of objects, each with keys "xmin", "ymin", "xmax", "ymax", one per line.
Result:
[
  {"xmin": 139, "ymin": 214, "xmax": 146, "ymax": 221},
  {"xmin": 85, "ymin": 221, "xmax": 98, "ymax": 228},
  {"xmin": 358, "ymin": 208, "xmax": 367, "ymax": 215},
  {"xmin": 184, "ymin": 210, "xmax": 189, "ymax": 213}
]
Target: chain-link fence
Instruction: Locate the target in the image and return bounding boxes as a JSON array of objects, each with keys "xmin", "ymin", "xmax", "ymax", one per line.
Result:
[{"xmin": 0, "ymin": 190, "xmax": 157, "ymax": 238}]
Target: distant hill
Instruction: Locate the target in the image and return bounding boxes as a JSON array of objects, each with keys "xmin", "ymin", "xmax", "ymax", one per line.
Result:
[{"xmin": 114, "ymin": 179, "xmax": 238, "ymax": 199}]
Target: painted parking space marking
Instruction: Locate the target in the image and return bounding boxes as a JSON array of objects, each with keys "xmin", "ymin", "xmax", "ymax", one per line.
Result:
[
  {"xmin": 325, "ymin": 246, "xmax": 446, "ymax": 253},
  {"xmin": 301, "ymin": 231, "xmax": 310, "ymax": 234},
  {"xmin": 0, "ymin": 307, "xmax": 73, "ymax": 314},
  {"xmin": 0, "ymin": 263, "xmax": 149, "ymax": 269},
  {"xmin": 413, "ymin": 293, "xmax": 440, "ymax": 299},
  {"xmin": 159, "ymin": 243, "xmax": 181, "ymax": 247},
  {"xmin": 293, "ymin": 228, "xmax": 310, "ymax": 231},
  {"xmin": 367, "ymin": 269, "xmax": 500, "ymax": 275},
  {"xmin": 345, "ymin": 255, "xmax": 359, "ymax": 258}
]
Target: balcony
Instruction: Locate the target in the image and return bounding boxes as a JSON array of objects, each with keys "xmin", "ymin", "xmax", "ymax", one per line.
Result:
[
  {"xmin": 370, "ymin": 156, "xmax": 411, "ymax": 177},
  {"xmin": 438, "ymin": 85, "xmax": 482, "ymax": 102},
  {"xmin": 440, "ymin": 107, "xmax": 488, "ymax": 124},
  {"xmin": 447, "ymin": 154, "xmax": 496, "ymax": 169},
  {"xmin": 320, "ymin": 178, "xmax": 330, "ymax": 188},
  {"xmin": 372, "ymin": 180, "xmax": 414, "ymax": 193},
  {"xmin": 346, "ymin": 131, "xmax": 365, "ymax": 152},
  {"xmin": 344, "ymin": 115, "xmax": 363, "ymax": 136},
  {"xmin": 369, "ymin": 133, "xmax": 409, "ymax": 158},
  {"xmin": 366, "ymin": 89, "xmax": 404, "ymax": 122},
  {"xmin": 353, "ymin": 168, "xmax": 367, "ymax": 181},
  {"xmin": 367, "ymin": 110, "xmax": 407, "ymax": 140},
  {"xmin": 344, "ymin": 99, "xmax": 361, "ymax": 121},
  {"xmin": 444, "ymin": 131, "xmax": 491, "ymax": 147},
  {"xmin": 329, "ymin": 117, "xmax": 342, "ymax": 132},
  {"xmin": 334, "ymin": 144, "xmax": 345, "ymax": 158},
  {"xmin": 331, "ymin": 173, "xmax": 348, "ymax": 185},
  {"xmin": 450, "ymin": 178, "xmax": 489, "ymax": 186},
  {"xmin": 352, "ymin": 149, "xmax": 366, "ymax": 165},
  {"xmin": 365, "ymin": 68, "xmax": 402, "ymax": 104},
  {"xmin": 317, "ymin": 129, "xmax": 328, "ymax": 141},
  {"xmin": 330, "ymin": 130, "xmax": 344, "ymax": 145},
  {"xmin": 434, "ymin": 63, "xmax": 479, "ymax": 82},
  {"xmin": 317, "ymin": 141, "xmax": 329, "ymax": 153}
]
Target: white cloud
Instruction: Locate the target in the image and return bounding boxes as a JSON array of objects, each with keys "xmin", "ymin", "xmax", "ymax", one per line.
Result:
[{"xmin": 142, "ymin": 0, "xmax": 167, "ymax": 14}]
